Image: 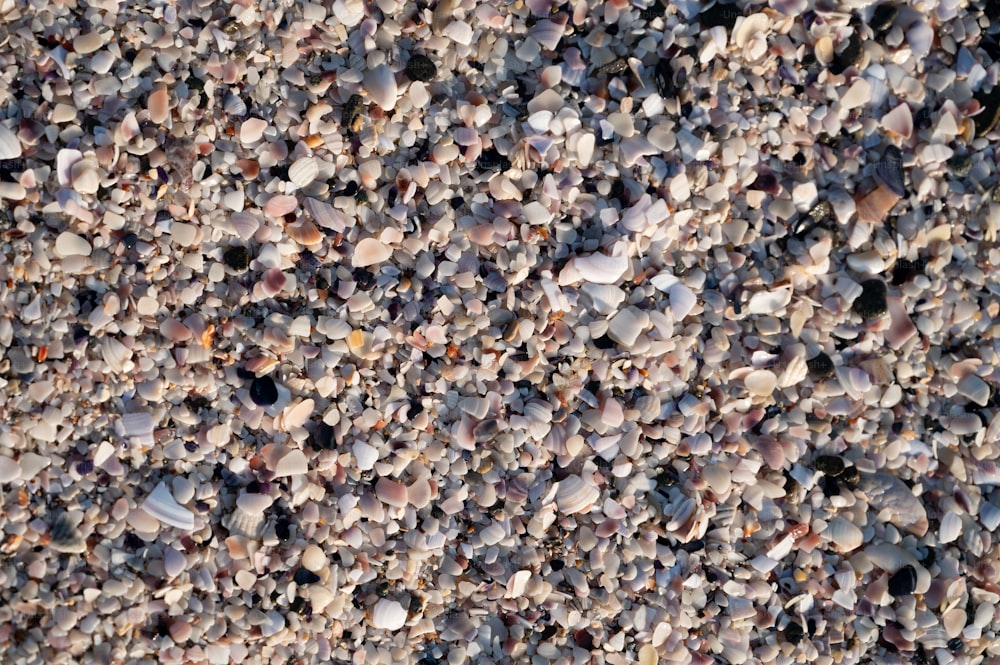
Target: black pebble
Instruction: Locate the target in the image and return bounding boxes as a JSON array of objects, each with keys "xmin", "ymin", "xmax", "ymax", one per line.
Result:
[
  {"xmin": 888, "ymin": 565, "xmax": 917, "ymax": 596},
  {"xmin": 820, "ymin": 475, "xmax": 841, "ymax": 497},
  {"xmin": 593, "ymin": 334, "xmax": 616, "ymax": 350},
  {"xmin": 405, "ymin": 54, "xmax": 437, "ymax": 82},
  {"xmin": 310, "ymin": 422, "xmax": 336, "ymax": 450},
  {"xmin": 806, "ymin": 352, "xmax": 835, "ymax": 379},
  {"xmin": 833, "ymin": 33, "xmax": 864, "ymax": 74},
  {"xmin": 653, "ymin": 59, "xmax": 675, "ymax": 98},
  {"xmin": 784, "ymin": 621, "xmax": 804, "ymax": 645},
  {"xmin": 814, "ymin": 455, "xmax": 846, "ymax": 477},
  {"xmin": 250, "ymin": 375, "xmax": 278, "ymax": 406},
  {"xmin": 869, "ymin": 4, "xmax": 898, "ymax": 32},
  {"xmin": 699, "ymin": 1, "xmax": 741, "ymax": 30},
  {"xmin": 275, "ymin": 518, "xmax": 291, "ymax": 540},
  {"xmin": 948, "ymin": 637, "xmax": 963, "ymax": 652},
  {"xmin": 853, "ymin": 279, "xmax": 888, "ymax": 319},
  {"xmin": 550, "ymin": 559, "xmax": 565, "ymax": 571},
  {"xmin": 293, "ymin": 569, "xmax": 321, "ymax": 585},
  {"xmin": 839, "ymin": 466, "xmax": 860, "ymax": 488},
  {"xmin": 223, "ymin": 246, "xmax": 250, "ymax": 271},
  {"xmin": 122, "ymin": 232, "xmax": 138, "ymax": 249},
  {"xmin": 479, "ymin": 147, "xmax": 511, "ymax": 172}
]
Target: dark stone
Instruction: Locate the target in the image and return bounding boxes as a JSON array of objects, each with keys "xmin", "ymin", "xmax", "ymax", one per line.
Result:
[
  {"xmin": 479, "ymin": 147, "xmax": 511, "ymax": 172},
  {"xmin": 875, "ymin": 145, "xmax": 906, "ymax": 198},
  {"xmin": 223, "ymin": 245, "xmax": 250, "ymax": 271},
  {"xmin": 888, "ymin": 565, "xmax": 917, "ymax": 596},
  {"xmin": 538, "ymin": 624, "xmax": 558, "ymax": 640},
  {"xmin": 550, "ymin": 558, "xmax": 565, "ymax": 571},
  {"xmin": 784, "ymin": 621, "xmax": 804, "ymax": 645},
  {"xmin": 76, "ymin": 459, "xmax": 94, "ymax": 475},
  {"xmin": 833, "ymin": 32, "xmax": 865, "ymax": 73},
  {"xmin": 275, "ymin": 518, "xmax": 291, "ymax": 540},
  {"xmin": 853, "ymin": 279, "xmax": 889, "ymax": 319},
  {"xmin": 806, "ymin": 352, "xmax": 835, "ymax": 378},
  {"xmin": 974, "ymin": 85, "xmax": 1000, "ymax": 138},
  {"xmin": 699, "ymin": 1, "xmax": 741, "ymax": 30},
  {"xmin": 293, "ymin": 569, "xmax": 321, "ymax": 585},
  {"xmin": 948, "ymin": 637, "xmax": 963, "ymax": 652},
  {"xmin": 814, "ymin": 455, "xmax": 846, "ymax": 477},
  {"xmin": 839, "ymin": 466, "xmax": 860, "ymax": 488},
  {"xmin": 406, "ymin": 54, "xmax": 437, "ymax": 82},
  {"xmin": 947, "ymin": 153, "xmax": 973, "ymax": 177},
  {"xmin": 310, "ymin": 422, "xmax": 336, "ymax": 450},
  {"xmin": 870, "ymin": 4, "xmax": 898, "ymax": 33},
  {"xmin": 750, "ymin": 172, "xmax": 779, "ymax": 194},
  {"xmin": 820, "ymin": 475, "xmax": 841, "ymax": 497},
  {"xmin": 891, "ymin": 258, "xmax": 926, "ymax": 285},
  {"xmin": 342, "ymin": 94, "xmax": 364, "ymax": 134},
  {"xmin": 249, "ymin": 375, "xmax": 278, "ymax": 406},
  {"xmin": 593, "ymin": 334, "xmax": 616, "ymax": 350},
  {"xmin": 574, "ymin": 629, "xmax": 595, "ymax": 649},
  {"xmin": 680, "ymin": 538, "xmax": 706, "ymax": 552},
  {"xmin": 375, "ymin": 581, "xmax": 392, "ymax": 597}
]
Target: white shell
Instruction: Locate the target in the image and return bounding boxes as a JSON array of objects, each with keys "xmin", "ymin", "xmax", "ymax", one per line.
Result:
[
  {"xmin": 744, "ymin": 369, "xmax": 777, "ymax": 396},
  {"xmin": 273, "ymin": 449, "xmax": 309, "ymax": 477},
  {"xmin": 142, "ymin": 482, "xmax": 195, "ymax": 530},
  {"xmin": 376, "ymin": 477, "xmax": 409, "ymax": 508},
  {"xmin": 939, "ymin": 512, "xmax": 962, "ymax": 544},
  {"xmin": 669, "ymin": 283, "xmax": 697, "ymax": 320},
  {"xmin": 223, "ymin": 93, "xmax": 247, "ymax": 116},
  {"xmin": 777, "ymin": 355, "xmax": 808, "ymax": 388},
  {"xmin": 0, "ymin": 123, "xmax": 21, "ymax": 160},
  {"xmin": 121, "ymin": 412, "xmax": 155, "ymax": 448},
  {"xmin": 304, "ymin": 197, "xmax": 346, "ymax": 232},
  {"xmin": 747, "ymin": 287, "xmax": 792, "ymax": 314},
  {"xmin": 572, "ymin": 252, "xmax": 629, "ymax": 285},
  {"xmin": 732, "ymin": 13, "xmax": 770, "ymax": 49},
  {"xmin": 225, "ymin": 492, "xmax": 273, "ymax": 538},
  {"xmin": 371, "ymin": 599, "xmax": 407, "ymax": 630},
  {"xmin": 881, "ymin": 102, "xmax": 913, "ymax": 139},
  {"xmin": 861, "ymin": 472, "xmax": 929, "ymax": 536},
  {"xmin": 826, "ymin": 516, "xmax": 863, "ymax": 552},
  {"xmin": 288, "ymin": 156, "xmax": 319, "ymax": 188},
  {"xmin": 353, "ymin": 237, "xmax": 392, "ymax": 267},
  {"xmin": 54, "ymin": 232, "xmax": 92, "ymax": 258},
  {"xmin": 555, "ymin": 475, "xmax": 599, "ymax": 515},
  {"xmin": 364, "ymin": 64, "xmax": 398, "ymax": 110},
  {"xmin": 230, "ymin": 211, "xmax": 261, "ymax": 241},
  {"xmin": 531, "ymin": 19, "xmax": 564, "ymax": 51}
]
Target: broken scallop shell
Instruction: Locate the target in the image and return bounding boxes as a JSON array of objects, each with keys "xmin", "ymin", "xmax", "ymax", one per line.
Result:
[
  {"xmin": 826, "ymin": 515, "xmax": 864, "ymax": 553},
  {"xmin": 142, "ymin": 482, "xmax": 195, "ymax": 531},
  {"xmin": 555, "ymin": 475, "xmax": 599, "ymax": 515},
  {"xmin": 224, "ymin": 492, "xmax": 273, "ymax": 538}
]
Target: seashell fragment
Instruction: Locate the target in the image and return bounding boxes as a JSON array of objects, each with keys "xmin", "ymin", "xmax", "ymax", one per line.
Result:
[
  {"xmin": 353, "ymin": 237, "xmax": 392, "ymax": 267},
  {"xmin": 288, "ymin": 156, "xmax": 318, "ymax": 188},
  {"xmin": 572, "ymin": 252, "xmax": 629, "ymax": 285},
  {"xmin": 855, "ymin": 184, "xmax": 900, "ymax": 224},
  {"xmin": 744, "ymin": 369, "xmax": 777, "ymax": 396},
  {"xmin": 285, "ymin": 220, "xmax": 323, "ymax": 246},
  {"xmin": 376, "ymin": 477, "xmax": 409, "ymax": 508},
  {"xmin": 364, "ymin": 64, "xmax": 398, "ymax": 111},
  {"xmin": 272, "ymin": 449, "xmax": 308, "ymax": 477},
  {"xmin": 0, "ymin": 124, "xmax": 22, "ymax": 160},
  {"xmin": 732, "ymin": 13, "xmax": 770, "ymax": 49},
  {"xmin": 860, "ymin": 472, "xmax": 928, "ymax": 536},
  {"xmin": 939, "ymin": 512, "xmax": 961, "ymax": 544},
  {"xmin": 54, "ymin": 232, "xmax": 92, "ymax": 258},
  {"xmin": 881, "ymin": 103, "xmax": 913, "ymax": 139},
  {"xmin": 225, "ymin": 492, "xmax": 273, "ymax": 538},
  {"xmin": 555, "ymin": 475, "xmax": 599, "ymax": 515},
  {"xmin": 142, "ymin": 482, "xmax": 195, "ymax": 531},
  {"xmin": 147, "ymin": 87, "xmax": 169, "ymax": 125},
  {"xmin": 371, "ymin": 599, "xmax": 407, "ymax": 630},
  {"xmin": 826, "ymin": 516, "xmax": 864, "ymax": 553},
  {"xmin": 874, "ymin": 145, "xmax": 905, "ymax": 198}
]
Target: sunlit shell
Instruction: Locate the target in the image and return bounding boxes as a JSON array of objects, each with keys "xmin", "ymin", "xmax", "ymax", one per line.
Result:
[
  {"xmin": 572, "ymin": 252, "xmax": 629, "ymax": 284},
  {"xmin": 364, "ymin": 64, "xmax": 398, "ymax": 110},
  {"xmin": 230, "ymin": 211, "xmax": 261, "ymax": 240},
  {"xmin": 938, "ymin": 512, "xmax": 962, "ymax": 543},
  {"xmin": 371, "ymin": 599, "xmax": 407, "ymax": 631},
  {"xmin": 304, "ymin": 197, "xmax": 347, "ymax": 232},
  {"xmin": 732, "ymin": 13, "xmax": 770, "ymax": 49},
  {"xmin": 881, "ymin": 102, "xmax": 912, "ymax": 139},
  {"xmin": 0, "ymin": 123, "xmax": 22, "ymax": 160},
  {"xmin": 142, "ymin": 482, "xmax": 195, "ymax": 530},
  {"xmin": 223, "ymin": 92, "xmax": 247, "ymax": 116},
  {"xmin": 376, "ymin": 477, "xmax": 408, "ymax": 508},
  {"xmin": 288, "ymin": 156, "xmax": 319, "ymax": 188},
  {"xmin": 744, "ymin": 369, "xmax": 777, "ymax": 396},
  {"xmin": 826, "ymin": 516, "xmax": 863, "ymax": 553},
  {"xmin": 555, "ymin": 475, "xmax": 599, "ymax": 515},
  {"xmin": 353, "ymin": 237, "xmax": 392, "ymax": 267},
  {"xmin": 777, "ymin": 356, "xmax": 808, "ymax": 388},
  {"xmin": 264, "ymin": 194, "xmax": 298, "ymax": 217},
  {"xmin": 286, "ymin": 219, "xmax": 323, "ymax": 246},
  {"xmin": 861, "ymin": 472, "xmax": 928, "ymax": 536},
  {"xmin": 147, "ymin": 87, "xmax": 169, "ymax": 124},
  {"xmin": 855, "ymin": 184, "xmax": 900, "ymax": 224},
  {"xmin": 225, "ymin": 492, "xmax": 272, "ymax": 538}
]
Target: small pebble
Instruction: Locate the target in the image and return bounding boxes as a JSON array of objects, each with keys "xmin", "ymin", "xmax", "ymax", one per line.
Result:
[
  {"xmin": 405, "ymin": 54, "xmax": 437, "ymax": 82},
  {"xmin": 852, "ymin": 279, "xmax": 888, "ymax": 319},
  {"xmin": 250, "ymin": 375, "xmax": 279, "ymax": 406},
  {"xmin": 888, "ymin": 565, "xmax": 918, "ymax": 596}
]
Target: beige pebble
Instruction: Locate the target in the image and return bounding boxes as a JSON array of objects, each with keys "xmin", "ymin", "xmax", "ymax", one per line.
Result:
[
  {"xmin": 301, "ymin": 544, "xmax": 326, "ymax": 572},
  {"xmin": 240, "ymin": 118, "xmax": 268, "ymax": 144},
  {"xmin": 169, "ymin": 619, "xmax": 192, "ymax": 643},
  {"xmin": 74, "ymin": 31, "xmax": 105, "ymax": 54},
  {"xmin": 235, "ymin": 569, "xmax": 257, "ymax": 590},
  {"xmin": 54, "ymin": 232, "xmax": 92, "ymax": 257},
  {"xmin": 170, "ymin": 222, "xmax": 199, "ymax": 247}
]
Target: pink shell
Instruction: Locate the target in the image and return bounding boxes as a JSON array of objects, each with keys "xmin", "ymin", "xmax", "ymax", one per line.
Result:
[
  {"xmin": 260, "ymin": 268, "xmax": 287, "ymax": 297},
  {"xmin": 264, "ymin": 195, "xmax": 298, "ymax": 218}
]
